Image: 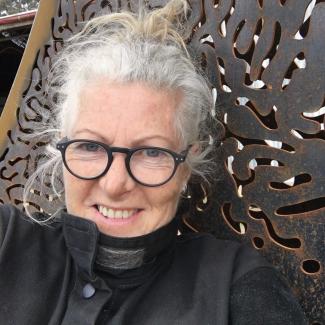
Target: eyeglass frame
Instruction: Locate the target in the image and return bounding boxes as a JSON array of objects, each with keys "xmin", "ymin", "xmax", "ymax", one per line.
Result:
[{"xmin": 56, "ymin": 137, "xmax": 190, "ymax": 187}]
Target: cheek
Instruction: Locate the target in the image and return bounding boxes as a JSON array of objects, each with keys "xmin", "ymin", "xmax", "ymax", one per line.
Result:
[
  {"xmin": 159, "ymin": 167, "xmax": 190, "ymax": 213},
  {"xmin": 148, "ymin": 179, "xmax": 183, "ymax": 214},
  {"xmin": 63, "ymin": 170, "xmax": 87, "ymax": 211}
]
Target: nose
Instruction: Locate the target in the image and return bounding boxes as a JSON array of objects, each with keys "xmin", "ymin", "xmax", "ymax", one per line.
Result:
[{"xmin": 98, "ymin": 153, "xmax": 135, "ymax": 198}]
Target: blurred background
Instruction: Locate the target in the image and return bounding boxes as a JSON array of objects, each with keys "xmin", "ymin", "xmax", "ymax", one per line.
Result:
[{"xmin": 0, "ymin": 0, "xmax": 39, "ymax": 115}]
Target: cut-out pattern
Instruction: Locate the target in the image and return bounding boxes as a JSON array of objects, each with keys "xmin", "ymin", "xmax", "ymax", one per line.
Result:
[
  {"xmin": 221, "ymin": 202, "xmax": 247, "ymax": 234},
  {"xmin": 252, "ymin": 236, "xmax": 264, "ymax": 249},
  {"xmin": 270, "ymin": 173, "xmax": 312, "ymax": 189},
  {"xmin": 248, "ymin": 205, "xmax": 301, "ymax": 249},
  {"xmin": 0, "ymin": 0, "xmax": 324, "ymax": 322},
  {"xmin": 186, "ymin": 0, "xmax": 325, "ymax": 322},
  {"xmin": 302, "ymin": 259, "xmax": 321, "ymax": 274}
]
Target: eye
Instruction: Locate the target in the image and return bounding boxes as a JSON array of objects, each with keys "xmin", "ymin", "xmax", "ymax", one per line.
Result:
[
  {"xmin": 78, "ymin": 142, "xmax": 101, "ymax": 152},
  {"xmin": 71, "ymin": 142, "xmax": 105, "ymax": 153},
  {"xmin": 143, "ymin": 148, "xmax": 162, "ymax": 157}
]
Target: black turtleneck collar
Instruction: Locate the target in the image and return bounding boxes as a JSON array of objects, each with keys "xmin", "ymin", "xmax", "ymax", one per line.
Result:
[
  {"xmin": 62, "ymin": 211, "xmax": 179, "ymax": 283},
  {"xmin": 97, "ymin": 217, "xmax": 179, "ymax": 271}
]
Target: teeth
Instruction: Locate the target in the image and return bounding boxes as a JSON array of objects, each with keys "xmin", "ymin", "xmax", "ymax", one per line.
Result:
[
  {"xmin": 98, "ymin": 205, "xmax": 137, "ymax": 219},
  {"xmin": 115, "ymin": 210, "xmax": 122, "ymax": 218},
  {"xmin": 107, "ymin": 208, "xmax": 114, "ymax": 218}
]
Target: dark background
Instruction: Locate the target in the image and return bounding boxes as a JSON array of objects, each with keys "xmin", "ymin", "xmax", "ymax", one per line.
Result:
[{"xmin": 0, "ymin": 0, "xmax": 38, "ymax": 115}]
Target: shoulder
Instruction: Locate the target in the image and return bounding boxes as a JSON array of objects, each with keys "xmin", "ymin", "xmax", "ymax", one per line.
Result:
[
  {"xmin": 176, "ymin": 232, "xmax": 307, "ymax": 324},
  {"xmin": 0, "ymin": 203, "xmax": 18, "ymax": 223},
  {"xmin": 0, "ymin": 203, "xmax": 64, "ymax": 250},
  {"xmin": 229, "ymin": 266, "xmax": 308, "ymax": 324},
  {"xmin": 176, "ymin": 232, "xmax": 270, "ymax": 283},
  {"xmin": 0, "ymin": 204, "xmax": 26, "ymax": 246}
]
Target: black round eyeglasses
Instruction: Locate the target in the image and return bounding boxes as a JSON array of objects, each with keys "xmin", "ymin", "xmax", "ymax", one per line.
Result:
[{"xmin": 56, "ymin": 137, "xmax": 189, "ymax": 187}]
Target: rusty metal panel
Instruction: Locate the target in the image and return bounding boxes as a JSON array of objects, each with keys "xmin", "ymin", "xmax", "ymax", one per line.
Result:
[
  {"xmin": 185, "ymin": 1, "xmax": 325, "ymax": 323},
  {"xmin": 0, "ymin": 0, "xmax": 323, "ymax": 323}
]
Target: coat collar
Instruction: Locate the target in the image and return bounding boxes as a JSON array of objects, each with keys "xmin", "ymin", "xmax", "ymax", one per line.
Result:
[
  {"xmin": 61, "ymin": 211, "xmax": 179, "ymax": 281},
  {"xmin": 62, "ymin": 212, "xmax": 99, "ymax": 280}
]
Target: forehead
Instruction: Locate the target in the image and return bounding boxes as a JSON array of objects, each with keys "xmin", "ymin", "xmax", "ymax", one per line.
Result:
[{"xmin": 70, "ymin": 81, "xmax": 183, "ymax": 147}]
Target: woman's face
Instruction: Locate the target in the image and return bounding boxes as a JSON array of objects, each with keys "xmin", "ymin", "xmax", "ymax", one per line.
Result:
[{"xmin": 62, "ymin": 81, "xmax": 190, "ymax": 237}]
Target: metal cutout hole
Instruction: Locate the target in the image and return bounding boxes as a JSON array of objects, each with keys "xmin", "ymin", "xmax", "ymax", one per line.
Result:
[
  {"xmin": 214, "ymin": 0, "xmax": 220, "ymax": 9},
  {"xmin": 218, "ymin": 0, "xmax": 235, "ymax": 37},
  {"xmin": 262, "ymin": 21, "xmax": 281, "ymax": 67},
  {"xmin": 244, "ymin": 100, "xmax": 278, "ymax": 129},
  {"xmin": 277, "ymin": 197, "xmax": 325, "ymax": 215},
  {"xmin": 253, "ymin": 237, "xmax": 264, "ymax": 249},
  {"xmin": 282, "ymin": 52, "xmax": 306, "ymax": 90},
  {"xmin": 270, "ymin": 173, "xmax": 312, "ymax": 189},
  {"xmin": 221, "ymin": 202, "xmax": 247, "ymax": 234},
  {"xmin": 301, "ymin": 259, "xmax": 321, "ymax": 274},
  {"xmin": 248, "ymin": 205, "xmax": 301, "ymax": 249}
]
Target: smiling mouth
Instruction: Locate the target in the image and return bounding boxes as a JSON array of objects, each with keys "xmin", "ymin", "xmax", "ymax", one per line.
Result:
[{"xmin": 96, "ymin": 205, "xmax": 140, "ymax": 219}]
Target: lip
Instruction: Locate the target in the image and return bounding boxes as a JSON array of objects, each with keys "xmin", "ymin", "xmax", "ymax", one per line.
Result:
[{"xmin": 95, "ymin": 204, "xmax": 140, "ymax": 211}]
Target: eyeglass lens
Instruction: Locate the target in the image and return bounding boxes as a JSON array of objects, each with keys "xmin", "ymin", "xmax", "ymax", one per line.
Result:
[{"xmin": 64, "ymin": 141, "xmax": 176, "ymax": 185}]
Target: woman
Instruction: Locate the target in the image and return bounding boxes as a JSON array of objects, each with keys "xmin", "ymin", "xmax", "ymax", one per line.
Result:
[{"xmin": 0, "ymin": 0, "xmax": 307, "ymax": 324}]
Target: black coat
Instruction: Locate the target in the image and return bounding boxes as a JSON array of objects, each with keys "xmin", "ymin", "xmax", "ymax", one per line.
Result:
[{"xmin": 0, "ymin": 204, "xmax": 307, "ymax": 324}]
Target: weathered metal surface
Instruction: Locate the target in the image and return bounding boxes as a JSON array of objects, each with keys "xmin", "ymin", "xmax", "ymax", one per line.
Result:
[
  {"xmin": 0, "ymin": 0, "xmax": 324, "ymax": 323},
  {"xmin": 186, "ymin": 1, "xmax": 325, "ymax": 323}
]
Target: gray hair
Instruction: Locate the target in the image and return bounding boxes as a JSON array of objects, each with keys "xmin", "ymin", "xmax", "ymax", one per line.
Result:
[{"xmin": 23, "ymin": 0, "xmax": 218, "ymax": 218}]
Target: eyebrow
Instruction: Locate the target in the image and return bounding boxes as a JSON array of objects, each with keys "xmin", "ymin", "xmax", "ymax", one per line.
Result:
[{"xmin": 72, "ymin": 128, "xmax": 177, "ymax": 148}]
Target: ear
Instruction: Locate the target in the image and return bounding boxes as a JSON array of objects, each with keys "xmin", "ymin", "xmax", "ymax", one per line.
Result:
[
  {"xmin": 189, "ymin": 142, "xmax": 200, "ymax": 155},
  {"xmin": 182, "ymin": 142, "xmax": 201, "ymax": 183}
]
